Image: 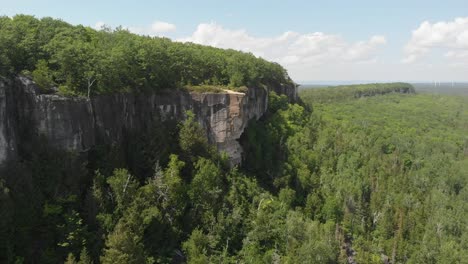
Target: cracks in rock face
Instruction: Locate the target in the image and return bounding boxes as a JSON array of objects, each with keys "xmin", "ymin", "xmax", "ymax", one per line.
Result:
[
  {"xmin": 84, "ymin": 97, "xmax": 96, "ymax": 152},
  {"xmin": 1, "ymin": 77, "xmax": 294, "ymax": 167}
]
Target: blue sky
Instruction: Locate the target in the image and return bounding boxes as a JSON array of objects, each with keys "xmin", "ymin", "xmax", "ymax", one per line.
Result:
[{"xmin": 2, "ymin": 0, "xmax": 468, "ymax": 82}]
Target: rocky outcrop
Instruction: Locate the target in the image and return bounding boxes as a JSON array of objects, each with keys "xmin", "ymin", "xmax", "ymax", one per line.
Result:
[
  {"xmin": 192, "ymin": 88, "xmax": 268, "ymax": 164},
  {"xmin": 270, "ymin": 82, "xmax": 298, "ymax": 102},
  {"xmin": 0, "ymin": 77, "xmax": 295, "ymax": 167},
  {"xmin": 0, "ymin": 79, "xmax": 17, "ymax": 165}
]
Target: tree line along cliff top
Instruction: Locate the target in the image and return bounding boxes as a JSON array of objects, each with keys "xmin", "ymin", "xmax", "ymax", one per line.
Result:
[{"xmin": 0, "ymin": 15, "xmax": 294, "ymax": 96}]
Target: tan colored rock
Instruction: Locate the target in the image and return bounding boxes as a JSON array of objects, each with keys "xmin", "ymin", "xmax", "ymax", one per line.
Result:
[{"xmin": 0, "ymin": 77, "xmax": 294, "ymax": 167}]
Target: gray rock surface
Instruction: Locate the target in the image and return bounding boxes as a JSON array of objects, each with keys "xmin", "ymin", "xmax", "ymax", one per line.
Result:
[
  {"xmin": 0, "ymin": 77, "xmax": 296, "ymax": 167},
  {"xmin": 0, "ymin": 79, "xmax": 17, "ymax": 165}
]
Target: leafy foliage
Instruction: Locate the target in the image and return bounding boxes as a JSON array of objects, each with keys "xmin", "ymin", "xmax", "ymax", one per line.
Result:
[
  {"xmin": 1, "ymin": 25, "xmax": 466, "ymax": 263},
  {"xmin": 297, "ymin": 88, "xmax": 468, "ymax": 262},
  {"xmin": 0, "ymin": 15, "xmax": 293, "ymax": 96},
  {"xmin": 300, "ymin": 82, "xmax": 415, "ymax": 104}
]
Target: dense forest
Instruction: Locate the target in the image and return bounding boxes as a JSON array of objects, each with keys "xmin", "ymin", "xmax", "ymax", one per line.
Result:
[
  {"xmin": 0, "ymin": 15, "xmax": 293, "ymax": 96},
  {"xmin": 296, "ymin": 85, "xmax": 468, "ymax": 263},
  {"xmin": 1, "ymin": 15, "xmax": 468, "ymax": 264},
  {"xmin": 298, "ymin": 82, "xmax": 415, "ymax": 103},
  {"xmin": 2, "ymin": 79, "xmax": 467, "ymax": 263}
]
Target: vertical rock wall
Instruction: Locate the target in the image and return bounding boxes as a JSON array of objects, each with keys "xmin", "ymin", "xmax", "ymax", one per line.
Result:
[
  {"xmin": 0, "ymin": 79, "xmax": 17, "ymax": 165},
  {"xmin": 0, "ymin": 77, "xmax": 289, "ymax": 167}
]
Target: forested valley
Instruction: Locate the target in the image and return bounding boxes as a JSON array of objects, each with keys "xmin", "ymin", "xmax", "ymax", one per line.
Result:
[{"xmin": 1, "ymin": 15, "xmax": 468, "ymax": 264}]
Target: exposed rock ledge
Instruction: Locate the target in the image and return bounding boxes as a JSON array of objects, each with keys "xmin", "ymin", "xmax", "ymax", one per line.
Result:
[{"xmin": 0, "ymin": 77, "xmax": 296, "ymax": 167}]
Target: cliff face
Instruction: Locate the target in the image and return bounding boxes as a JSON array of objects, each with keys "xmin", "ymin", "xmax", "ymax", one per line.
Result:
[
  {"xmin": 0, "ymin": 79, "xmax": 17, "ymax": 165},
  {"xmin": 0, "ymin": 77, "xmax": 296, "ymax": 167}
]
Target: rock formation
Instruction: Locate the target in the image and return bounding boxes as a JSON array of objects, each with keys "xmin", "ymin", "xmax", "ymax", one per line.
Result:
[
  {"xmin": 0, "ymin": 77, "xmax": 297, "ymax": 167},
  {"xmin": 0, "ymin": 79, "xmax": 17, "ymax": 165}
]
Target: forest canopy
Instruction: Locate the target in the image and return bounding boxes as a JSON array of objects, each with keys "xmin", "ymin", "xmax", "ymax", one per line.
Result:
[
  {"xmin": 1, "ymin": 81, "xmax": 467, "ymax": 263},
  {"xmin": 299, "ymin": 82, "xmax": 415, "ymax": 104},
  {"xmin": 1, "ymin": 13, "xmax": 468, "ymax": 264},
  {"xmin": 0, "ymin": 15, "xmax": 293, "ymax": 96}
]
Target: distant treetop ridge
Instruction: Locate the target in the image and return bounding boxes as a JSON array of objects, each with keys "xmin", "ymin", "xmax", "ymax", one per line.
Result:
[{"xmin": 300, "ymin": 82, "xmax": 415, "ymax": 104}]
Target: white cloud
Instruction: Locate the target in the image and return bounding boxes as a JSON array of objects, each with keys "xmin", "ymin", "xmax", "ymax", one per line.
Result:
[
  {"xmin": 179, "ymin": 22, "xmax": 386, "ymax": 71},
  {"xmin": 129, "ymin": 21, "xmax": 176, "ymax": 36},
  {"xmin": 93, "ymin": 21, "xmax": 106, "ymax": 30},
  {"xmin": 94, "ymin": 20, "xmax": 176, "ymax": 36},
  {"xmin": 403, "ymin": 17, "xmax": 468, "ymax": 63},
  {"xmin": 150, "ymin": 21, "xmax": 177, "ymax": 33},
  {"xmin": 445, "ymin": 50, "xmax": 468, "ymax": 58}
]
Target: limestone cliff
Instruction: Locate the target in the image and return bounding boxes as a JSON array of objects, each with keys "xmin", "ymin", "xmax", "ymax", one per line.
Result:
[{"xmin": 0, "ymin": 77, "xmax": 296, "ymax": 167}]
